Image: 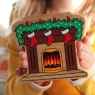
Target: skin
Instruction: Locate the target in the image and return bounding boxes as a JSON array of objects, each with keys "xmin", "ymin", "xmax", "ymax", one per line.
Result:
[
  {"xmin": 52, "ymin": 0, "xmax": 86, "ymax": 13},
  {"xmin": 16, "ymin": 0, "xmax": 95, "ymax": 86}
]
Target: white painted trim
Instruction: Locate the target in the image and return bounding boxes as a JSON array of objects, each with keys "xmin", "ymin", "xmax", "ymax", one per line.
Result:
[
  {"xmin": 61, "ymin": 29, "xmax": 69, "ymax": 34},
  {"xmin": 44, "ymin": 30, "xmax": 52, "ymax": 36},
  {"xmin": 29, "ymin": 81, "xmax": 53, "ymax": 91},
  {"xmin": 27, "ymin": 32, "xmax": 35, "ymax": 38},
  {"xmin": 69, "ymin": 62, "xmax": 95, "ymax": 86}
]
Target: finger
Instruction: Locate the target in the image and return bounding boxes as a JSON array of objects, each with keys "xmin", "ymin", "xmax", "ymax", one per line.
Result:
[
  {"xmin": 22, "ymin": 68, "xmax": 27, "ymax": 75},
  {"xmin": 82, "ymin": 36, "xmax": 91, "ymax": 45},
  {"xmin": 21, "ymin": 46, "xmax": 25, "ymax": 51},
  {"xmin": 19, "ymin": 51, "xmax": 27, "ymax": 60},
  {"xmin": 16, "ymin": 66, "xmax": 23, "ymax": 76},
  {"xmin": 20, "ymin": 60, "xmax": 28, "ymax": 68},
  {"xmin": 79, "ymin": 59, "xmax": 91, "ymax": 69},
  {"xmin": 16, "ymin": 66, "xmax": 27, "ymax": 76},
  {"xmin": 78, "ymin": 50, "xmax": 93, "ymax": 65},
  {"xmin": 77, "ymin": 41, "xmax": 93, "ymax": 55}
]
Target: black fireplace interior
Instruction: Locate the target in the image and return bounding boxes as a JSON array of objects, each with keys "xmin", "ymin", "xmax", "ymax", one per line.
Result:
[{"xmin": 43, "ymin": 51, "xmax": 61, "ymax": 68}]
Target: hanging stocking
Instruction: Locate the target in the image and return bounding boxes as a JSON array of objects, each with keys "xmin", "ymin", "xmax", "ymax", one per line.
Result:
[
  {"xmin": 61, "ymin": 29, "xmax": 72, "ymax": 44},
  {"xmin": 27, "ymin": 32, "xmax": 38, "ymax": 47},
  {"xmin": 44, "ymin": 30, "xmax": 55, "ymax": 46}
]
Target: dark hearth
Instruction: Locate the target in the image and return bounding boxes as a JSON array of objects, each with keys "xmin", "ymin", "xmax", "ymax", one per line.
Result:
[
  {"xmin": 43, "ymin": 50, "xmax": 61, "ymax": 68},
  {"xmin": 44, "ymin": 64, "xmax": 61, "ymax": 68}
]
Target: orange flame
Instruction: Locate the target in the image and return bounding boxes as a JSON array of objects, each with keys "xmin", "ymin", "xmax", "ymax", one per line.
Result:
[{"xmin": 44, "ymin": 55, "xmax": 60, "ymax": 66}]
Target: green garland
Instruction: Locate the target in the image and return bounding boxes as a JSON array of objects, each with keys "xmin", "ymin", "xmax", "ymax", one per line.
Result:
[{"xmin": 15, "ymin": 18, "xmax": 84, "ymax": 46}]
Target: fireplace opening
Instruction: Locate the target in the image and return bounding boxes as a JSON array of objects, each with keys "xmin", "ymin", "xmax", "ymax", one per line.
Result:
[{"xmin": 42, "ymin": 49, "xmax": 62, "ymax": 73}]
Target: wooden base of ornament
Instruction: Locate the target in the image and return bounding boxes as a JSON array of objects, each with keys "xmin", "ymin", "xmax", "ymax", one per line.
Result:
[{"xmin": 21, "ymin": 70, "xmax": 87, "ymax": 82}]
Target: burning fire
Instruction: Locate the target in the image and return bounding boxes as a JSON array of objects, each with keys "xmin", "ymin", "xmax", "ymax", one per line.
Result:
[{"xmin": 44, "ymin": 55, "xmax": 61, "ymax": 66}]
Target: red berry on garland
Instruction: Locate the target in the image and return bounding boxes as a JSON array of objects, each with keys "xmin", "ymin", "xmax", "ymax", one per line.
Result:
[
  {"xmin": 25, "ymin": 20, "xmax": 29, "ymax": 26},
  {"xmin": 39, "ymin": 18, "xmax": 43, "ymax": 24},
  {"xmin": 53, "ymin": 17, "xmax": 56, "ymax": 22},
  {"xmin": 67, "ymin": 16, "xmax": 71, "ymax": 22}
]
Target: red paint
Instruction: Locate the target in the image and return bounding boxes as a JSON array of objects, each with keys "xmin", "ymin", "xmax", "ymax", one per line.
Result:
[
  {"xmin": 67, "ymin": 16, "xmax": 71, "ymax": 22},
  {"xmin": 53, "ymin": 17, "xmax": 56, "ymax": 22},
  {"xmin": 25, "ymin": 20, "xmax": 29, "ymax": 26},
  {"xmin": 39, "ymin": 18, "xmax": 43, "ymax": 24}
]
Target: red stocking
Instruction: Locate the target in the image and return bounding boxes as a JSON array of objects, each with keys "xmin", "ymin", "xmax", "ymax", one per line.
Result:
[
  {"xmin": 61, "ymin": 29, "xmax": 72, "ymax": 44},
  {"xmin": 27, "ymin": 32, "xmax": 38, "ymax": 47},
  {"xmin": 64, "ymin": 33, "xmax": 72, "ymax": 44},
  {"xmin": 44, "ymin": 30, "xmax": 55, "ymax": 46}
]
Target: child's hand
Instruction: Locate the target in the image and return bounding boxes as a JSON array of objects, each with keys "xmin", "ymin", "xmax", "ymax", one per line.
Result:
[
  {"xmin": 16, "ymin": 46, "xmax": 50, "ymax": 86},
  {"xmin": 77, "ymin": 36, "xmax": 95, "ymax": 70},
  {"xmin": 16, "ymin": 46, "xmax": 28, "ymax": 76}
]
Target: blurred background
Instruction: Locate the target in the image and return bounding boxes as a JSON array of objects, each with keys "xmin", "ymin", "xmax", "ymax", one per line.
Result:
[{"xmin": 0, "ymin": 0, "xmax": 16, "ymax": 95}]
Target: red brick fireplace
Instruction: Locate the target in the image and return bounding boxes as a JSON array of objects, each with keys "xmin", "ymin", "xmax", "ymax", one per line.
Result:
[{"xmin": 23, "ymin": 27, "xmax": 78, "ymax": 74}]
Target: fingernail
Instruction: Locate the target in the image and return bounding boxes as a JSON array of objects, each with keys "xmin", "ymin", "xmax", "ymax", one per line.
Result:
[{"xmin": 21, "ymin": 46, "xmax": 25, "ymax": 51}]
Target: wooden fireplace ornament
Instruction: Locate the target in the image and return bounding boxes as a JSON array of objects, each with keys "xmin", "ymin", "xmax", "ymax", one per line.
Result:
[{"xmin": 12, "ymin": 12, "xmax": 88, "ymax": 82}]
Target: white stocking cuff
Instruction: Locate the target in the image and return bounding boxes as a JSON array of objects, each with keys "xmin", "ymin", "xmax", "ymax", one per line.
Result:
[
  {"xmin": 61, "ymin": 29, "xmax": 69, "ymax": 34},
  {"xmin": 44, "ymin": 30, "xmax": 52, "ymax": 36},
  {"xmin": 27, "ymin": 32, "xmax": 35, "ymax": 38}
]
